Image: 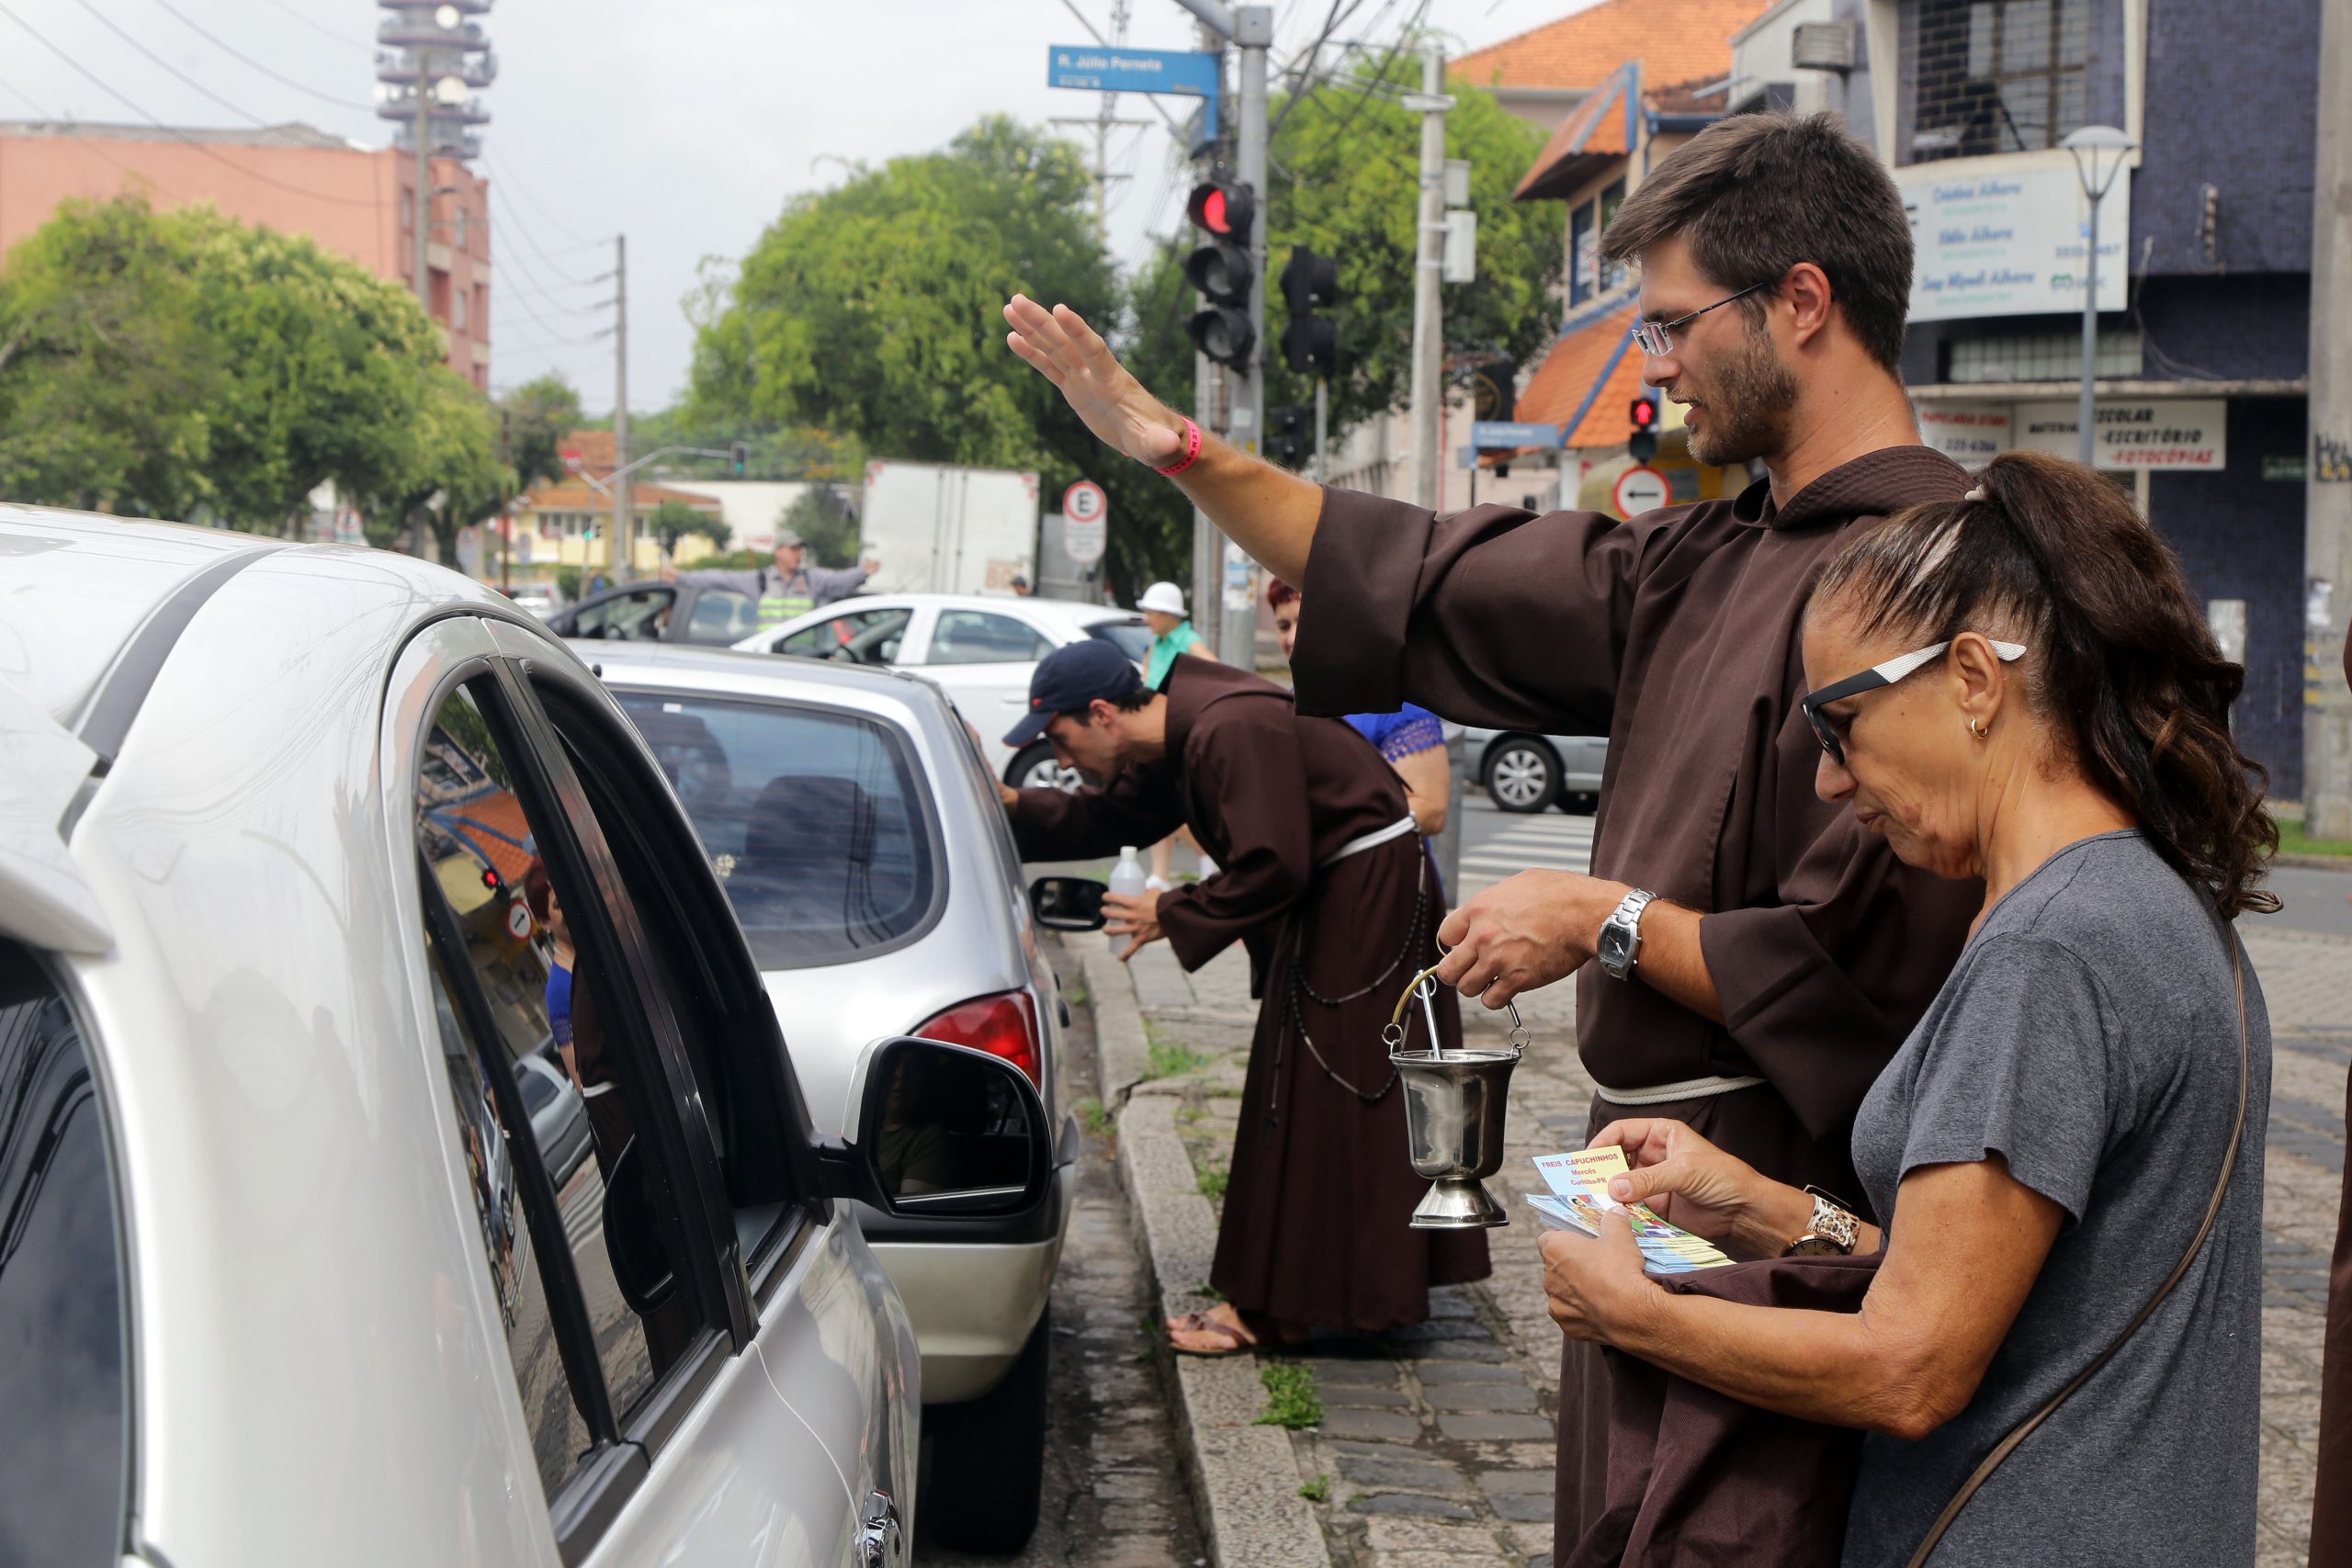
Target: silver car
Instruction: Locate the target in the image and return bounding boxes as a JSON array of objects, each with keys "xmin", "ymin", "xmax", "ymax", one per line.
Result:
[
  {"xmin": 1464, "ymin": 725, "xmax": 1610, "ymax": 814},
  {"xmin": 573, "ymin": 642, "xmax": 1076, "ymax": 1552},
  {"xmin": 0, "ymin": 509, "xmax": 1058, "ymax": 1568}
]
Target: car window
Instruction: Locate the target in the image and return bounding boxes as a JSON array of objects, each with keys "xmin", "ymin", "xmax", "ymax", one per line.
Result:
[
  {"xmin": 413, "ymin": 681, "xmax": 711, "ymax": 1497},
  {"xmin": 571, "ymin": 587, "xmax": 675, "ymax": 642},
  {"xmin": 0, "ymin": 942, "xmax": 126, "ymax": 1568},
  {"xmin": 685, "ymin": 589, "xmax": 759, "ymax": 643},
  {"xmin": 775, "ymin": 605, "xmax": 911, "ymax": 666},
  {"xmin": 924, "ymin": 610, "xmax": 1053, "ymax": 667},
  {"xmin": 1087, "ymin": 618, "xmax": 1154, "ymax": 664},
  {"xmin": 611, "ymin": 688, "xmax": 942, "ymax": 969}
]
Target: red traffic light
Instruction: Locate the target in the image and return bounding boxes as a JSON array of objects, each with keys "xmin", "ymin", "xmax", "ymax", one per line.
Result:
[
  {"xmin": 1187, "ymin": 180, "xmax": 1254, "ymax": 239},
  {"xmin": 1628, "ymin": 395, "xmax": 1658, "ymax": 430},
  {"xmin": 480, "ymin": 864, "xmax": 503, "ymax": 891}
]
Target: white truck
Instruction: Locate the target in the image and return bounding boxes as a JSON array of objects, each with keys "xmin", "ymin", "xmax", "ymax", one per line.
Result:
[{"xmin": 860, "ymin": 460, "xmax": 1040, "ymax": 596}]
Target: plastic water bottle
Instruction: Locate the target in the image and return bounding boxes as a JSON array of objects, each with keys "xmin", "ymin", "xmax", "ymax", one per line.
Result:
[{"xmin": 1109, "ymin": 846, "xmax": 1148, "ymax": 900}]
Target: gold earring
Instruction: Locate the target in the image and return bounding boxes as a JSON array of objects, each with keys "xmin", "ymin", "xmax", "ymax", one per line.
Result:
[{"xmin": 1968, "ymin": 716, "xmax": 1990, "ymax": 741}]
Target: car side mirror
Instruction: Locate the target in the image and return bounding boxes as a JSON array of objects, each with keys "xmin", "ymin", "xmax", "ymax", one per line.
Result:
[
  {"xmin": 821, "ymin": 1038, "xmax": 1054, "ymax": 1219},
  {"xmin": 1028, "ymin": 875, "xmax": 1107, "ymax": 931}
]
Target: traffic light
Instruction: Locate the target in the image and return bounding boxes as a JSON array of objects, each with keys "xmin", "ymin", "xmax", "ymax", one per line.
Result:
[
  {"xmin": 1184, "ymin": 177, "xmax": 1256, "ymax": 369},
  {"xmin": 729, "ymin": 439, "xmax": 749, "ymax": 475},
  {"xmin": 1627, "ymin": 392, "xmax": 1660, "ymax": 463},
  {"xmin": 1279, "ymin": 245, "xmax": 1341, "ymax": 378},
  {"xmin": 1265, "ymin": 405, "xmax": 1309, "ymax": 469}
]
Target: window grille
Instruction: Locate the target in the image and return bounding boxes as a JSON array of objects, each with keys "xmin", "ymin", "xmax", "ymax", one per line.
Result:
[
  {"xmin": 1944, "ymin": 328, "xmax": 2141, "ymax": 383},
  {"xmin": 1908, "ymin": 0, "xmax": 2091, "ymax": 163}
]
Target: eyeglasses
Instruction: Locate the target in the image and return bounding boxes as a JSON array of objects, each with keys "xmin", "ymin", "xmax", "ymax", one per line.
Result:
[
  {"xmin": 1630, "ymin": 280, "xmax": 1771, "ymax": 356},
  {"xmin": 1801, "ymin": 638, "xmax": 2028, "ymax": 766}
]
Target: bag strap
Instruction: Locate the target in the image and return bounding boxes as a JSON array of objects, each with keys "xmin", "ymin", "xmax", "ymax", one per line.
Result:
[{"xmin": 1905, "ymin": 921, "xmax": 2249, "ymax": 1567}]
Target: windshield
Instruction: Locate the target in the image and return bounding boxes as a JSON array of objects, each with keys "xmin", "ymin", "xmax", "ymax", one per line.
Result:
[
  {"xmin": 612, "ymin": 688, "xmax": 942, "ymax": 969},
  {"xmin": 1088, "ymin": 618, "xmax": 1154, "ymax": 664}
]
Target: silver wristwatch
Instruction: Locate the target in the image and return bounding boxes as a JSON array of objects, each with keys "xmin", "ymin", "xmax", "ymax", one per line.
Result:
[{"xmin": 1596, "ymin": 888, "xmax": 1657, "ymax": 980}]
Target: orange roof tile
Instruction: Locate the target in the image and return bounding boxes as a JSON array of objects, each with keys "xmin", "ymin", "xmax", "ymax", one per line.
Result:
[
  {"xmin": 517, "ymin": 479, "xmax": 720, "ymax": 513},
  {"xmin": 1516, "ymin": 303, "xmax": 1648, "ymax": 449},
  {"xmin": 1452, "ymin": 0, "xmax": 1769, "ymax": 95},
  {"xmin": 1513, "ymin": 66, "xmax": 1632, "ymax": 198}
]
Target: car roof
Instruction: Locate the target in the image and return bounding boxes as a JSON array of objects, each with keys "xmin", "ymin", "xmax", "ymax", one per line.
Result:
[
  {"xmin": 831, "ymin": 591, "xmax": 1139, "ymax": 626},
  {"xmin": 0, "ymin": 506, "xmax": 268, "ymax": 728},
  {"xmin": 565, "ymin": 638, "xmax": 950, "ymax": 711}
]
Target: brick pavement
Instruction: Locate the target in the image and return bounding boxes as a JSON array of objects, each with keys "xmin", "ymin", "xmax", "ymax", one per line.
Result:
[{"xmin": 1110, "ymin": 919, "xmax": 2350, "ymax": 1568}]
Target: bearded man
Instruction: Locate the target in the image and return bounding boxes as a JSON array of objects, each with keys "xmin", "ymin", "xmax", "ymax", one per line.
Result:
[{"xmin": 1002, "ymin": 112, "xmax": 1983, "ymax": 1554}]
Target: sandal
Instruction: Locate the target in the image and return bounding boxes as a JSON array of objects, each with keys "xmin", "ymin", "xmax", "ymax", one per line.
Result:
[{"xmin": 1167, "ymin": 1308, "xmax": 1262, "ymax": 1357}]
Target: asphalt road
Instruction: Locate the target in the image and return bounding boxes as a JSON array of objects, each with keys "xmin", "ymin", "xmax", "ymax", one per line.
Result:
[{"xmin": 1456, "ymin": 791, "xmax": 2352, "ymax": 938}]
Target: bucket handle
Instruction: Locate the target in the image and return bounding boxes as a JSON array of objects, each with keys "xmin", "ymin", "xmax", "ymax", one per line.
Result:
[{"xmin": 1383, "ymin": 942, "xmax": 1529, "ymax": 1054}]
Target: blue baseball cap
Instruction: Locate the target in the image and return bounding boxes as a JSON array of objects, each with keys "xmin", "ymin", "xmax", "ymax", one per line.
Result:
[{"xmin": 1002, "ymin": 640, "xmax": 1147, "ymax": 748}]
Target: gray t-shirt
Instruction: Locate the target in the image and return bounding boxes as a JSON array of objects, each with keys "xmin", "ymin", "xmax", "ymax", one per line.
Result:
[{"xmin": 1843, "ymin": 831, "xmax": 2267, "ymax": 1567}]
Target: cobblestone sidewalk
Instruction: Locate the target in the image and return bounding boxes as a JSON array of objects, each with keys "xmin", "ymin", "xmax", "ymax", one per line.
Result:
[{"xmin": 1106, "ymin": 919, "xmax": 2350, "ymax": 1568}]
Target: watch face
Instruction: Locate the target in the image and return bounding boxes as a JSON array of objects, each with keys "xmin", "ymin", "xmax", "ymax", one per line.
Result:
[
  {"xmin": 1786, "ymin": 1235, "xmax": 1844, "ymax": 1257},
  {"xmin": 1598, "ymin": 924, "xmax": 1629, "ymax": 968}
]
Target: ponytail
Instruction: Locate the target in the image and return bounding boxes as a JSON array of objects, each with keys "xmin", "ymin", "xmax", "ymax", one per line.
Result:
[{"xmin": 1811, "ymin": 449, "xmax": 2278, "ymax": 917}]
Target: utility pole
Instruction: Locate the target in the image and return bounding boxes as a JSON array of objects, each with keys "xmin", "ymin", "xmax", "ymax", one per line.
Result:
[
  {"xmin": 611, "ymin": 234, "xmax": 633, "ymax": 583},
  {"xmin": 1314, "ymin": 377, "xmax": 1329, "ymax": 483},
  {"xmin": 412, "ymin": 69, "xmax": 432, "ymax": 305},
  {"xmin": 1049, "ymin": 0, "xmax": 1148, "ymax": 249},
  {"xmin": 1189, "ymin": 11, "xmax": 1224, "ymax": 655},
  {"xmin": 1408, "ymin": 41, "xmax": 1450, "ymax": 512},
  {"xmin": 2304, "ymin": 0, "xmax": 2352, "ymax": 838}
]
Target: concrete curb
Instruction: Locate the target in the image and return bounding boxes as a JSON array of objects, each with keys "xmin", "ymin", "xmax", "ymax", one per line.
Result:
[{"xmin": 1079, "ymin": 939, "xmax": 1334, "ymax": 1568}]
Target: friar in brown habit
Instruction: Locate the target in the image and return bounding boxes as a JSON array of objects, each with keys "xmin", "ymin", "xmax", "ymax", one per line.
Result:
[
  {"xmin": 2312, "ymin": 632, "xmax": 2352, "ymax": 1567},
  {"xmin": 1002, "ymin": 110, "xmax": 1983, "ymax": 1552},
  {"xmin": 996, "ymin": 639, "xmax": 1487, "ymax": 1352}
]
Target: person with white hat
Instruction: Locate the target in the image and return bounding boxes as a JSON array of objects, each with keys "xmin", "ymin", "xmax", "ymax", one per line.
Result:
[{"xmin": 1136, "ymin": 580, "xmax": 1218, "ymax": 888}]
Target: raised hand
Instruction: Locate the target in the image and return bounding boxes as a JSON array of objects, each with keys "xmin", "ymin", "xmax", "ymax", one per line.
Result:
[{"xmin": 1002, "ymin": 295, "xmax": 1183, "ymax": 468}]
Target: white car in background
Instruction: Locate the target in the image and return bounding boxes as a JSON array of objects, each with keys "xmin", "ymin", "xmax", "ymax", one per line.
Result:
[{"xmin": 734, "ymin": 593, "xmax": 1152, "ymax": 789}]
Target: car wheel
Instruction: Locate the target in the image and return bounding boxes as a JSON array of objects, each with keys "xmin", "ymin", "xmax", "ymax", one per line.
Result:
[
  {"xmin": 1482, "ymin": 738, "xmax": 1559, "ymax": 814},
  {"xmin": 923, "ymin": 1306, "xmax": 1049, "ymax": 1552},
  {"xmin": 1009, "ymin": 740, "xmax": 1083, "ymax": 795}
]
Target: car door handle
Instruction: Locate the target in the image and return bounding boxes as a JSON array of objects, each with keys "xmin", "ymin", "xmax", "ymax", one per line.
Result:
[{"xmin": 860, "ymin": 1489, "xmax": 906, "ymax": 1568}]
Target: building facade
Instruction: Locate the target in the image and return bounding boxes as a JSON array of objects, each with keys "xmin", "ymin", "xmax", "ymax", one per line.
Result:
[
  {"xmin": 0, "ymin": 120, "xmax": 493, "ymax": 389},
  {"xmin": 1754, "ymin": 0, "xmax": 2321, "ymax": 791}
]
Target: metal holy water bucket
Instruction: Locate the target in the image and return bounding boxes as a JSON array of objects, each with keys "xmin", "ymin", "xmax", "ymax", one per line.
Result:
[{"xmin": 1385, "ymin": 959, "xmax": 1525, "ymax": 1230}]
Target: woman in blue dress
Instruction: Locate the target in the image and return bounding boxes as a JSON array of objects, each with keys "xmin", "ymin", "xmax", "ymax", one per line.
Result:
[{"xmin": 1268, "ymin": 578, "xmax": 1449, "ymax": 836}]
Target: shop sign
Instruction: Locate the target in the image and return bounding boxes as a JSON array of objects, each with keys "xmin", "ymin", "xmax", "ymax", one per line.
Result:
[
  {"xmin": 1895, "ymin": 157, "xmax": 2130, "ymax": 323},
  {"xmin": 1917, "ymin": 404, "xmax": 2012, "ymax": 468},
  {"xmin": 2264, "ymin": 455, "xmax": 2308, "ymax": 482},
  {"xmin": 2013, "ymin": 400, "xmax": 2227, "ymax": 470}
]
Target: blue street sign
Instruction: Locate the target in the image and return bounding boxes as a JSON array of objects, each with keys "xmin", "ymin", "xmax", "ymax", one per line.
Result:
[
  {"xmin": 1471, "ymin": 421, "xmax": 1562, "ymax": 447},
  {"xmin": 1048, "ymin": 46, "xmax": 1221, "ymax": 144}
]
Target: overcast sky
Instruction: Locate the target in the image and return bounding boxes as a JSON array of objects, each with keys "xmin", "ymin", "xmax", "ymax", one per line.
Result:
[{"xmin": 0, "ymin": 0, "xmax": 1587, "ymax": 413}]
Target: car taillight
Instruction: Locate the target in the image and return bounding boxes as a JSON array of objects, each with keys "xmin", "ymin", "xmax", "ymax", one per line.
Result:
[{"xmin": 912, "ymin": 990, "xmax": 1042, "ymax": 1088}]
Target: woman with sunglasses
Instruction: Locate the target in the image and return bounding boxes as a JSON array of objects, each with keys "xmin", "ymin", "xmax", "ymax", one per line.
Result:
[{"xmin": 1539, "ymin": 450, "xmax": 2277, "ymax": 1565}]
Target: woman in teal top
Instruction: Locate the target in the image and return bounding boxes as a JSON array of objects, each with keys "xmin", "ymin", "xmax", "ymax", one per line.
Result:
[{"xmin": 1138, "ymin": 580, "xmax": 1209, "ymax": 688}]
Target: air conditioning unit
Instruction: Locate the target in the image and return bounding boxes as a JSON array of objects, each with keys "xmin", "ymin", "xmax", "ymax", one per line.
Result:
[{"xmin": 1792, "ymin": 20, "xmax": 1857, "ymax": 73}]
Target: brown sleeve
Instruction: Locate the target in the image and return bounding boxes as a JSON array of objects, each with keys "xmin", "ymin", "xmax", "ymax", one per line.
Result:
[
  {"xmin": 2343, "ymin": 627, "xmax": 2350, "ymax": 695},
  {"xmin": 1290, "ymin": 484, "xmax": 1667, "ymax": 730},
  {"xmin": 1155, "ymin": 710, "xmax": 1316, "ymax": 972},
  {"xmin": 1695, "ymin": 714, "xmax": 1980, "ymax": 1143},
  {"xmin": 1006, "ymin": 770, "xmax": 1185, "ymax": 863}
]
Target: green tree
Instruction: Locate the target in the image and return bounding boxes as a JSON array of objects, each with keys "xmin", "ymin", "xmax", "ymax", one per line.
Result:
[
  {"xmin": 650, "ymin": 496, "xmax": 729, "ymax": 560},
  {"xmin": 686, "ymin": 116, "xmax": 1193, "ymax": 598},
  {"xmin": 778, "ymin": 484, "xmax": 858, "ymax": 568},
  {"xmin": 0, "ymin": 194, "xmax": 221, "ymax": 517},
  {"xmin": 499, "ymin": 374, "xmax": 584, "ymax": 491},
  {"xmin": 1264, "ymin": 49, "xmax": 1566, "ymax": 432},
  {"xmin": 174, "ymin": 205, "xmax": 447, "ymax": 533},
  {"xmin": 351, "ymin": 368, "xmax": 512, "ymax": 558}
]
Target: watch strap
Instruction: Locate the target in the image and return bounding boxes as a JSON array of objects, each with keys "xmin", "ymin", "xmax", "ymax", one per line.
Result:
[{"xmin": 1599, "ymin": 887, "xmax": 1657, "ymax": 979}]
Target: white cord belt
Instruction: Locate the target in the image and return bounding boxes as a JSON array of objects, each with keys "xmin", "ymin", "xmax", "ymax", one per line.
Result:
[
  {"xmin": 1320, "ymin": 814, "xmax": 1419, "ymax": 868},
  {"xmin": 1591, "ymin": 1073, "xmax": 1769, "ymax": 1106}
]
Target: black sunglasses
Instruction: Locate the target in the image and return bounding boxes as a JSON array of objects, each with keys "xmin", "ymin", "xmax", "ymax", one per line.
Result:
[{"xmin": 1801, "ymin": 638, "xmax": 2027, "ymax": 765}]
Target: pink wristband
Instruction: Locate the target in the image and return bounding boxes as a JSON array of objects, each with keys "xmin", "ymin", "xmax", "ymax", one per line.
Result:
[{"xmin": 1155, "ymin": 417, "xmax": 1204, "ymax": 478}]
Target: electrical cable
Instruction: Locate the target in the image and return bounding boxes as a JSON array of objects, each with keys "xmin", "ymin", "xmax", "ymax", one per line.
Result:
[
  {"xmin": 0, "ymin": 65, "xmax": 191, "ymax": 200},
  {"xmin": 481, "ymin": 146, "xmax": 599, "ymax": 247},
  {"xmin": 257, "ymin": 0, "xmax": 368, "ymax": 53},
  {"xmin": 0, "ymin": 0, "xmax": 386, "ymax": 207},
  {"xmin": 67, "ymin": 0, "xmax": 273, "ymax": 129},
  {"xmin": 138, "ymin": 0, "xmax": 379, "ymax": 115},
  {"xmin": 486, "ymin": 182, "xmax": 605, "ymax": 288}
]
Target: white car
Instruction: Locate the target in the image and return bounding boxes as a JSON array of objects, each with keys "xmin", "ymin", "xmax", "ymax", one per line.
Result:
[
  {"xmin": 733, "ymin": 593, "xmax": 1152, "ymax": 788},
  {"xmin": 0, "ymin": 509, "xmax": 1057, "ymax": 1568},
  {"xmin": 576, "ymin": 643, "xmax": 1078, "ymax": 1551},
  {"xmin": 504, "ymin": 581, "xmax": 566, "ymax": 622}
]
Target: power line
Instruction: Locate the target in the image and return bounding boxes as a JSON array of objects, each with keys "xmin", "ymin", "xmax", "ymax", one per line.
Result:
[
  {"xmin": 0, "ymin": 0, "xmax": 386, "ymax": 207},
  {"xmin": 139, "ymin": 0, "xmax": 379, "ymax": 114},
  {"xmin": 256, "ymin": 0, "xmax": 368, "ymax": 54},
  {"xmin": 67, "ymin": 0, "xmax": 270, "ymax": 129},
  {"xmin": 482, "ymin": 147, "xmax": 596, "ymax": 247},
  {"xmin": 487, "ymin": 182, "xmax": 604, "ymax": 287}
]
